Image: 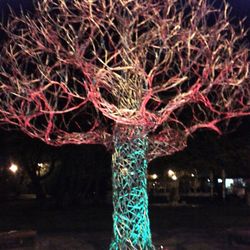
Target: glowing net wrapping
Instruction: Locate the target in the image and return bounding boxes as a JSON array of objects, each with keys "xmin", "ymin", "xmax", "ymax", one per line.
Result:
[{"xmin": 110, "ymin": 126, "xmax": 155, "ymax": 250}]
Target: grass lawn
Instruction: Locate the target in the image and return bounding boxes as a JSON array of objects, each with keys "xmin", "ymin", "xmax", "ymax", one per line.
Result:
[{"xmin": 0, "ymin": 198, "xmax": 249, "ymax": 249}]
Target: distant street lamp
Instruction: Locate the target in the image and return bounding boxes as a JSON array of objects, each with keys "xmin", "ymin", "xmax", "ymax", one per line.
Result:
[
  {"xmin": 172, "ymin": 175, "xmax": 178, "ymax": 181},
  {"xmin": 9, "ymin": 163, "xmax": 18, "ymax": 174},
  {"xmin": 168, "ymin": 169, "xmax": 175, "ymax": 177},
  {"xmin": 168, "ymin": 169, "xmax": 177, "ymax": 181},
  {"xmin": 151, "ymin": 174, "xmax": 158, "ymax": 180}
]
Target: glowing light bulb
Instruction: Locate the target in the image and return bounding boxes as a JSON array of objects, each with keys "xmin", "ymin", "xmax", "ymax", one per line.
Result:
[
  {"xmin": 168, "ymin": 169, "xmax": 175, "ymax": 177},
  {"xmin": 152, "ymin": 174, "xmax": 158, "ymax": 180},
  {"xmin": 9, "ymin": 163, "xmax": 18, "ymax": 174},
  {"xmin": 172, "ymin": 175, "xmax": 177, "ymax": 181}
]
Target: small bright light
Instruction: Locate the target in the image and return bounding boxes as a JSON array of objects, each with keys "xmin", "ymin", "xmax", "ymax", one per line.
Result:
[
  {"xmin": 218, "ymin": 178, "xmax": 223, "ymax": 183},
  {"xmin": 191, "ymin": 173, "xmax": 195, "ymax": 177},
  {"xmin": 168, "ymin": 169, "xmax": 175, "ymax": 177},
  {"xmin": 9, "ymin": 163, "xmax": 18, "ymax": 174},
  {"xmin": 226, "ymin": 179, "xmax": 234, "ymax": 188},
  {"xmin": 207, "ymin": 178, "xmax": 210, "ymax": 183},
  {"xmin": 152, "ymin": 174, "xmax": 158, "ymax": 180},
  {"xmin": 38, "ymin": 163, "xmax": 43, "ymax": 167},
  {"xmin": 172, "ymin": 175, "xmax": 177, "ymax": 181}
]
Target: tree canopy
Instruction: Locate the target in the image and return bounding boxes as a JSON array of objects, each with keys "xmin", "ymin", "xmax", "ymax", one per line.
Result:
[{"xmin": 0, "ymin": 0, "xmax": 249, "ymax": 158}]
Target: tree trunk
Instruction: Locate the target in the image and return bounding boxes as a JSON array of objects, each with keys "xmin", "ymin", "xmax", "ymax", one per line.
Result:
[{"xmin": 110, "ymin": 126, "xmax": 154, "ymax": 250}]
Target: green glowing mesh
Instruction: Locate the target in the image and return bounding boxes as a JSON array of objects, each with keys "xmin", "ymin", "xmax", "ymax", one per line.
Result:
[{"xmin": 110, "ymin": 126, "xmax": 155, "ymax": 250}]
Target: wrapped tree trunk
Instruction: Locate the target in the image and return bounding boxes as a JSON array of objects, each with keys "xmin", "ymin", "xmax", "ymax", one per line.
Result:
[{"xmin": 110, "ymin": 125, "xmax": 154, "ymax": 250}]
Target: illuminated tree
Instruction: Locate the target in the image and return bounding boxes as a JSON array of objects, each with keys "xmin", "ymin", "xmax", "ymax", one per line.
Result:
[{"xmin": 0, "ymin": 0, "xmax": 250, "ymax": 249}]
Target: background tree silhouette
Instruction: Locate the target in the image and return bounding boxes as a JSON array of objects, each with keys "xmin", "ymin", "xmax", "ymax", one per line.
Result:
[{"xmin": 0, "ymin": 0, "xmax": 250, "ymax": 249}]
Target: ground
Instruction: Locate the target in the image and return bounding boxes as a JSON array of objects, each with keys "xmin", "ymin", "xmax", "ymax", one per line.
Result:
[{"xmin": 0, "ymin": 197, "xmax": 249, "ymax": 250}]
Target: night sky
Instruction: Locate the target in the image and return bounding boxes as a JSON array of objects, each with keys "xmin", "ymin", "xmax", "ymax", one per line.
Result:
[{"xmin": 0, "ymin": 0, "xmax": 250, "ymax": 175}]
